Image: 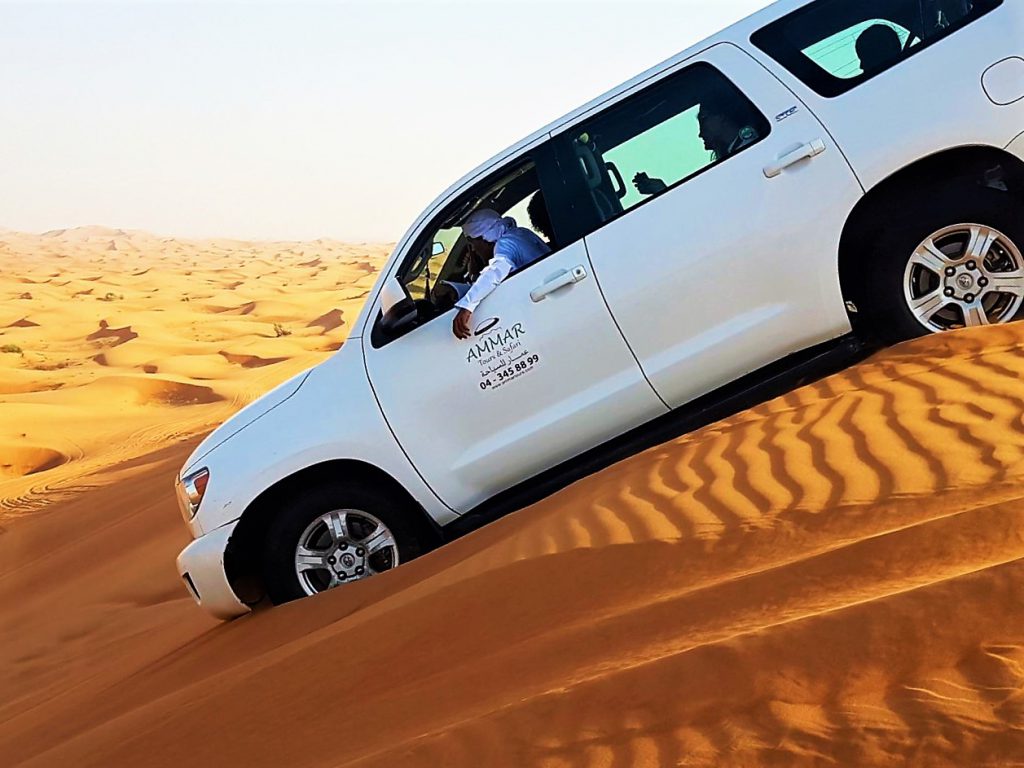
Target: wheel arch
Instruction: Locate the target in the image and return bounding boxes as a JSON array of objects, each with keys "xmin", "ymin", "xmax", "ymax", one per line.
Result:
[
  {"xmin": 224, "ymin": 458, "xmax": 444, "ymax": 605},
  {"xmin": 838, "ymin": 144, "xmax": 1024, "ymax": 327}
]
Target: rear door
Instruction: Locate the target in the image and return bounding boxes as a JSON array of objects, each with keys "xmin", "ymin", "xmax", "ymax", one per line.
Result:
[
  {"xmin": 363, "ymin": 149, "xmax": 667, "ymax": 513},
  {"xmin": 552, "ymin": 43, "xmax": 863, "ymax": 409},
  {"xmin": 750, "ymin": 0, "xmax": 1018, "ymax": 190}
]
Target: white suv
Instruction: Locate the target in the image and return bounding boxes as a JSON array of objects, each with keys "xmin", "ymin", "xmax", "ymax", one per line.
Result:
[{"xmin": 176, "ymin": 0, "xmax": 1024, "ymax": 619}]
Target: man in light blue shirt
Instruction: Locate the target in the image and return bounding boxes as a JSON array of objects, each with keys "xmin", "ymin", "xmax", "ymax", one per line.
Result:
[{"xmin": 451, "ymin": 208, "xmax": 550, "ymax": 339}]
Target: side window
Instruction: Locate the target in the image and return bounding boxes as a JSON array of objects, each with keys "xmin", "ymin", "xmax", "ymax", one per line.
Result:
[
  {"xmin": 555, "ymin": 63, "xmax": 770, "ymax": 233},
  {"xmin": 399, "ymin": 163, "xmax": 557, "ymax": 307},
  {"xmin": 803, "ymin": 19, "xmax": 915, "ymax": 79},
  {"xmin": 752, "ymin": 0, "xmax": 1003, "ymax": 97},
  {"xmin": 372, "ymin": 157, "xmax": 563, "ymax": 346}
]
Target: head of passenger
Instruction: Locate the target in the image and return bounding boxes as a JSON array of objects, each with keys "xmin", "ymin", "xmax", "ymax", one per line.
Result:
[
  {"xmin": 527, "ymin": 194, "xmax": 555, "ymax": 243},
  {"xmin": 855, "ymin": 24, "xmax": 903, "ymax": 73},
  {"xmin": 462, "ymin": 208, "xmax": 515, "ymax": 264},
  {"xmin": 698, "ymin": 97, "xmax": 744, "ymax": 160}
]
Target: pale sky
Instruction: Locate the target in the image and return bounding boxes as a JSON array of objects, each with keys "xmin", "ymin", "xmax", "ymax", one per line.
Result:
[{"xmin": 1, "ymin": 0, "xmax": 772, "ymax": 242}]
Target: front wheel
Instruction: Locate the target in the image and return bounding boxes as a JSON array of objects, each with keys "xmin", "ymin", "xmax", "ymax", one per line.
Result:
[
  {"xmin": 857, "ymin": 186, "xmax": 1024, "ymax": 344},
  {"xmin": 261, "ymin": 481, "xmax": 429, "ymax": 605}
]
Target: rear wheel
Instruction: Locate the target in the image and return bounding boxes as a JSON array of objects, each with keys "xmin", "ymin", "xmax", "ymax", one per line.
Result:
[
  {"xmin": 261, "ymin": 481, "xmax": 429, "ymax": 604},
  {"xmin": 857, "ymin": 186, "xmax": 1024, "ymax": 344}
]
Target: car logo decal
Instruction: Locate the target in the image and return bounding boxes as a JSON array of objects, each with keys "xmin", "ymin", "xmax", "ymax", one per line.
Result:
[
  {"xmin": 775, "ymin": 105, "xmax": 799, "ymax": 122},
  {"xmin": 474, "ymin": 317, "xmax": 501, "ymax": 336}
]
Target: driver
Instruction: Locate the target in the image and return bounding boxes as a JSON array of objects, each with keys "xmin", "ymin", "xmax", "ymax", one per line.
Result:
[
  {"xmin": 451, "ymin": 208, "xmax": 550, "ymax": 339},
  {"xmin": 633, "ymin": 96, "xmax": 760, "ymax": 196}
]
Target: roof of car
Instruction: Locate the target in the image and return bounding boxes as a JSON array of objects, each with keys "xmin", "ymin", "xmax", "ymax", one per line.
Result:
[
  {"xmin": 391, "ymin": 0, "xmax": 806, "ymax": 255},
  {"xmin": 539, "ymin": 0, "xmax": 808, "ymax": 139}
]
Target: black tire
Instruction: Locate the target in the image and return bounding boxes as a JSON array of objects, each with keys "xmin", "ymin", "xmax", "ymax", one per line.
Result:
[
  {"xmin": 261, "ymin": 480, "xmax": 431, "ymax": 605},
  {"xmin": 855, "ymin": 183, "xmax": 1024, "ymax": 345}
]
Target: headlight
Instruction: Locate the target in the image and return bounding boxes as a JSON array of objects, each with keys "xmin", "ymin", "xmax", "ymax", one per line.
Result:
[{"xmin": 176, "ymin": 467, "xmax": 210, "ymax": 522}]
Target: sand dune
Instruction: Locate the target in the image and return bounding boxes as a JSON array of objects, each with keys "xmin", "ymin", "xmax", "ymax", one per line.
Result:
[
  {"xmin": 0, "ymin": 226, "xmax": 390, "ymax": 517},
  {"xmin": 218, "ymin": 351, "xmax": 289, "ymax": 369},
  {"xmin": 2, "ymin": 305, "xmax": 1024, "ymax": 766},
  {"xmin": 85, "ymin": 319, "xmax": 139, "ymax": 346},
  {"xmin": 308, "ymin": 307, "xmax": 345, "ymax": 332},
  {"xmin": 0, "ymin": 445, "xmax": 67, "ymax": 478}
]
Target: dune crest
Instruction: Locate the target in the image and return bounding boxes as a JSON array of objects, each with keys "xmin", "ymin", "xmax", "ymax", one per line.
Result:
[
  {"xmin": 307, "ymin": 308, "xmax": 344, "ymax": 332},
  {"xmin": 6, "ymin": 318, "xmax": 39, "ymax": 329},
  {"xmin": 0, "ymin": 445, "xmax": 67, "ymax": 478},
  {"xmin": 86, "ymin": 320, "xmax": 139, "ymax": 346},
  {"xmin": 218, "ymin": 351, "xmax": 288, "ymax": 369}
]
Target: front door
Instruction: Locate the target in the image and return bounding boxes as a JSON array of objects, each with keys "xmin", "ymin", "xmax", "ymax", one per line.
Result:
[
  {"xmin": 363, "ymin": 158, "xmax": 667, "ymax": 513},
  {"xmin": 554, "ymin": 43, "xmax": 863, "ymax": 409}
]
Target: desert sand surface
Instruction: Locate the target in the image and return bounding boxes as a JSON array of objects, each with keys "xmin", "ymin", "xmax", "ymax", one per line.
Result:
[
  {"xmin": 0, "ymin": 226, "xmax": 388, "ymax": 517},
  {"xmin": 3, "ymin": 231, "xmax": 1024, "ymax": 766}
]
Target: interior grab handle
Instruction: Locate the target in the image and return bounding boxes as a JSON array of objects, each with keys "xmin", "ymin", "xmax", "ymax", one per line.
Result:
[
  {"xmin": 763, "ymin": 139, "xmax": 827, "ymax": 179},
  {"xmin": 530, "ymin": 265, "xmax": 588, "ymax": 302},
  {"xmin": 606, "ymin": 161, "xmax": 628, "ymax": 200}
]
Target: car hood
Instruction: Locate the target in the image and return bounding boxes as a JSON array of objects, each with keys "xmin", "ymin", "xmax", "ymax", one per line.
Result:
[{"xmin": 181, "ymin": 368, "xmax": 314, "ymax": 476}]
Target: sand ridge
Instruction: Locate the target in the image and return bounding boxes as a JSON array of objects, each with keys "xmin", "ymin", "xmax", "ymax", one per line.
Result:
[
  {"xmin": 0, "ymin": 227, "xmax": 390, "ymax": 515},
  {"xmin": 1, "ymin": 320, "xmax": 1024, "ymax": 766}
]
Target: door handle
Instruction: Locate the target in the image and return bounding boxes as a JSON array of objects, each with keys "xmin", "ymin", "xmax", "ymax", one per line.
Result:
[
  {"xmin": 530, "ymin": 265, "xmax": 588, "ymax": 302},
  {"xmin": 763, "ymin": 139, "xmax": 827, "ymax": 179}
]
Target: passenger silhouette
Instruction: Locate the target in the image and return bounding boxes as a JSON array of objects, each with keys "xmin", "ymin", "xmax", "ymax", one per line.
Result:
[
  {"xmin": 855, "ymin": 24, "xmax": 903, "ymax": 73},
  {"xmin": 527, "ymin": 193, "xmax": 555, "ymax": 243}
]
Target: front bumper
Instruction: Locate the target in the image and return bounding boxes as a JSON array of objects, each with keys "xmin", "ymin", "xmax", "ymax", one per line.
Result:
[{"xmin": 176, "ymin": 520, "xmax": 251, "ymax": 620}]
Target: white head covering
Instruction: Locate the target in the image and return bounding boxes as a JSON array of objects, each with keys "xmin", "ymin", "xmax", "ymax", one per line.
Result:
[{"xmin": 463, "ymin": 209, "xmax": 516, "ymax": 243}]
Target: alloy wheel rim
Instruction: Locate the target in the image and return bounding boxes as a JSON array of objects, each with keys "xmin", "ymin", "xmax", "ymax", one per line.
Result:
[
  {"xmin": 293, "ymin": 509, "xmax": 399, "ymax": 596},
  {"xmin": 903, "ymin": 223, "xmax": 1024, "ymax": 333}
]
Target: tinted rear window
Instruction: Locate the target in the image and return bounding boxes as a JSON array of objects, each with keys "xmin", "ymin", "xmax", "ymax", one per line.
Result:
[
  {"xmin": 553, "ymin": 63, "xmax": 770, "ymax": 237},
  {"xmin": 752, "ymin": 0, "xmax": 1003, "ymax": 97}
]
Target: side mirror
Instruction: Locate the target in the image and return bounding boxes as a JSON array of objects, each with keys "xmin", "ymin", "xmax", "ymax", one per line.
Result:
[
  {"xmin": 432, "ymin": 241, "xmax": 446, "ymax": 257},
  {"xmin": 379, "ymin": 298, "xmax": 420, "ymax": 337},
  {"xmin": 378, "ymin": 277, "xmax": 420, "ymax": 338},
  {"xmin": 380, "ymin": 277, "xmax": 407, "ymax": 316}
]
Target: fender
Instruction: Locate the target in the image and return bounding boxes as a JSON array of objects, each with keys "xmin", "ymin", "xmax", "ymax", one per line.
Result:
[{"xmin": 186, "ymin": 341, "xmax": 456, "ymax": 537}]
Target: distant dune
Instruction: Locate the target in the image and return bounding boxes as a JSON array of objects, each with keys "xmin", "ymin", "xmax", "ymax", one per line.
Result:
[
  {"xmin": 0, "ymin": 226, "xmax": 391, "ymax": 516},
  {"xmin": 2, "ymin": 232, "xmax": 1024, "ymax": 768}
]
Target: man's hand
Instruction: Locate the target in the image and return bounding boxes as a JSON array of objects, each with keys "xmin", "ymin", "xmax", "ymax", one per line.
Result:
[
  {"xmin": 453, "ymin": 308, "xmax": 473, "ymax": 340},
  {"xmin": 633, "ymin": 172, "xmax": 668, "ymax": 196}
]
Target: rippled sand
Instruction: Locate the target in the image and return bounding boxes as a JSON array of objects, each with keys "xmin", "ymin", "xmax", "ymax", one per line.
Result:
[{"xmin": 2, "ymin": 230, "xmax": 1024, "ymax": 766}]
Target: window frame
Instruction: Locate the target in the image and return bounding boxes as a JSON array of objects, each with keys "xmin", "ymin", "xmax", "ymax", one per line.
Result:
[
  {"xmin": 550, "ymin": 61, "xmax": 772, "ymax": 242},
  {"xmin": 751, "ymin": 0, "xmax": 1004, "ymax": 98}
]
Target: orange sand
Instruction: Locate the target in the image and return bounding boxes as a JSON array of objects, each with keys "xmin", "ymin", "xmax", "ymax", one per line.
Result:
[
  {"xmin": 0, "ymin": 227, "xmax": 389, "ymax": 517},
  {"xmin": 2, "ymin": 230, "xmax": 1024, "ymax": 766}
]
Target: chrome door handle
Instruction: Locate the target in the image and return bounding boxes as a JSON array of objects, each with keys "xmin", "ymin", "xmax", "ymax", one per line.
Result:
[
  {"xmin": 763, "ymin": 139, "xmax": 827, "ymax": 178},
  {"xmin": 530, "ymin": 265, "xmax": 588, "ymax": 302}
]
